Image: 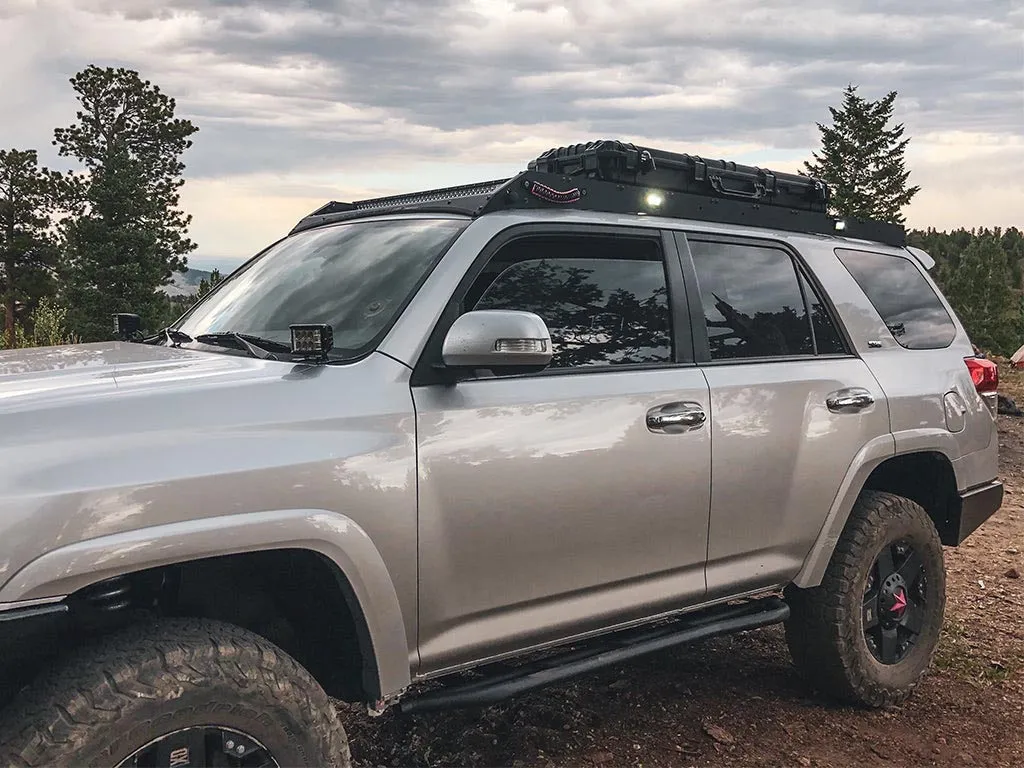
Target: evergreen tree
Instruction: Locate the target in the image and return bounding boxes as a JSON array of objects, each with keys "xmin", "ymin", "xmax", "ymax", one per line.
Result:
[
  {"xmin": 805, "ymin": 85, "xmax": 920, "ymax": 224},
  {"xmin": 942, "ymin": 234, "xmax": 1017, "ymax": 354},
  {"xmin": 0, "ymin": 149, "xmax": 63, "ymax": 348},
  {"xmin": 55, "ymin": 65, "xmax": 198, "ymax": 341},
  {"xmin": 196, "ymin": 267, "xmax": 223, "ymax": 300}
]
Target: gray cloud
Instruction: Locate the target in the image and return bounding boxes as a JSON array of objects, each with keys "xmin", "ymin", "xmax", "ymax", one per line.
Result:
[{"xmin": 1, "ymin": 0, "xmax": 1021, "ymax": 254}]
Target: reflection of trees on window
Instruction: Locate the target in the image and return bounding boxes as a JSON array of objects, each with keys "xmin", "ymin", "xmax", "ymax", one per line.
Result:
[
  {"xmin": 800, "ymin": 272, "xmax": 846, "ymax": 354},
  {"xmin": 836, "ymin": 248, "xmax": 955, "ymax": 350},
  {"xmin": 691, "ymin": 241, "xmax": 819, "ymax": 360},
  {"xmin": 474, "ymin": 258, "xmax": 672, "ymax": 368},
  {"xmin": 706, "ymin": 293, "xmax": 812, "ymax": 358}
]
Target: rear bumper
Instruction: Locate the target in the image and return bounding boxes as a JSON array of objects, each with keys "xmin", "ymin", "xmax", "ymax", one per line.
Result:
[{"xmin": 954, "ymin": 481, "xmax": 1004, "ymax": 544}]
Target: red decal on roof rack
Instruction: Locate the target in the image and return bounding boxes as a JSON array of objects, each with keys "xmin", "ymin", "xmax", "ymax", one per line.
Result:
[{"xmin": 528, "ymin": 181, "xmax": 581, "ymax": 204}]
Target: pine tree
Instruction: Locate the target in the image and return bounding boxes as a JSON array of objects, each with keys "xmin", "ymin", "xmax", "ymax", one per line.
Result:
[
  {"xmin": 0, "ymin": 149, "xmax": 63, "ymax": 348},
  {"xmin": 943, "ymin": 234, "xmax": 1017, "ymax": 354},
  {"xmin": 195, "ymin": 268, "xmax": 222, "ymax": 300},
  {"xmin": 55, "ymin": 66, "xmax": 199, "ymax": 341},
  {"xmin": 805, "ymin": 85, "xmax": 920, "ymax": 225}
]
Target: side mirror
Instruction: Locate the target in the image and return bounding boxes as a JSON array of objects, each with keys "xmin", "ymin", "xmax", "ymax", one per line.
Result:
[{"xmin": 442, "ymin": 310, "xmax": 553, "ymax": 370}]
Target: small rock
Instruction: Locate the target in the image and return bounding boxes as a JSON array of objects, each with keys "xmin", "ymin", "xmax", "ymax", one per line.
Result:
[
  {"xmin": 702, "ymin": 722, "xmax": 735, "ymax": 745},
  {"xmin": 1006, "ymin": 567, "xmax": 1021, "ymax": 579},
  {"xmin": 797, "ymin": 757, "xmax": 812, "ymax": 767},
  {"xmin": 1007, "ymin": 548, "xmax": 1020, "ymax": 555},
  {"xmin": 587, "ymin": 751, "xmax": 615, "ymax": 765},
  {"xmin": 978, "ymin": 579, "xmax": 986, "ymax": 589},
  {"xmin": 608, "ymin": 679, "xmax": 630, "ymax": 690}
]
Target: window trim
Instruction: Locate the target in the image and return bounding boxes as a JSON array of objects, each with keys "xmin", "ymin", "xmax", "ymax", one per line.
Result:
[
  {"xmin": 410, "ymin": 222, "xmax": 695, "ymax": 387},
  {"xmin": 674, "ymin": 231, "xmax": 857, "ymax": 365},
  {"xmin": 835, "ymin": 247, "xmax": 957, "ymax": 351}
]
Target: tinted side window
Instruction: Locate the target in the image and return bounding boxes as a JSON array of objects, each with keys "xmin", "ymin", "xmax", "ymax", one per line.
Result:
[
  {"xmin": 690, "ymin": 240, "xmax": 815, "ymax": 360},
  {"xmin": 836, "ymin": 249, "xmax": 956, "ymax": 349},
  {"xmin": 799, "ymin": 271, "xmax": 847, "ymax": 355},
  {"xmin": 468, "ymin": 236, "xmax": 672, "ymax": 369}
]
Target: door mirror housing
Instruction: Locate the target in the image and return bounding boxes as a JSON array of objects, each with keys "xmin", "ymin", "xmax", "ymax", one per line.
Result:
[{"xmin": 441, "ymin": 310, "xmax": 553, "ymax": 371}]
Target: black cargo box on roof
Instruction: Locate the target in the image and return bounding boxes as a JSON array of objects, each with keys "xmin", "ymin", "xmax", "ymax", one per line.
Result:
[
  {"xmin": 528, "ymin": 140, "xmax": 830, "ymax": 212},
  {"xmin": 291, "ymin": 139, "xmax": 906, "ymax": 248}
]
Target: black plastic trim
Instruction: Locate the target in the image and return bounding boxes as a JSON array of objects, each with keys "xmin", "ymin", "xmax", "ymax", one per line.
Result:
[
  {"xmin": 660, "ymin": 230, "xmax": 695, "ymax": 364},
  {"xmin": 398, "ymin": 597, "xmax": 789, "ymax": 714},
  {"xmin": 955, "ymin": 481, "xmax": 1003, "ymax": 544},
  {"xmin": 672, "ymin": 233, "xmax": 712, "ymax": 363}
]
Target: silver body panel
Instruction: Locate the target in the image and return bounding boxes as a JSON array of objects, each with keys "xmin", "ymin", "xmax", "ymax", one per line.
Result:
[{"xmin": 0, "ymin": 208, "xmax": 999, "ymax": 698}]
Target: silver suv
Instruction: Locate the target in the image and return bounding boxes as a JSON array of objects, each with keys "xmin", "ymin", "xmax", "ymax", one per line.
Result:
[{"xmin": 0, "ymin": 141, "xmax": 1003, "ymax": 767}]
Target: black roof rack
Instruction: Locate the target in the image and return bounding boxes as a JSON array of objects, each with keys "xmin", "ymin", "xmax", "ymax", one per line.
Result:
[{"xmin": 291, "ymin": 140, "xmax": 906, "ymax": 247}]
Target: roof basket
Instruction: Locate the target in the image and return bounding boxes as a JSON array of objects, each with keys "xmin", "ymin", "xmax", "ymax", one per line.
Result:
[{"xmin": 291, "ymin": 139, "xmax": 906, "ymax": 247}]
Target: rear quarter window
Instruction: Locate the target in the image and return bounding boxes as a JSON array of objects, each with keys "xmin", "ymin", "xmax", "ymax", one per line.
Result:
[{"xmin": 835, "ymin": 248, "xmax": 957, "ymax": 350}]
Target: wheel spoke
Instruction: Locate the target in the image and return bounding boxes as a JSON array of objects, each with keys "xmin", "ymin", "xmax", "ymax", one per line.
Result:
[
  {"xmin": 862, "ymin": 592, "xmax": 881, "ymax": 630},
  {"xmin": 901, "ymin": 602, "xmax": 925, "ymax": 635},
  {"xmin": 897, "ymin": 548, "xmax": 923, "ymax": 581},
  {"xmin": 879, "ymin": 626, "xmax": 899, "ymax": 663},
  {"xmin": 875, "ymin": 544, "xmax": 897, "ymax": 581}
]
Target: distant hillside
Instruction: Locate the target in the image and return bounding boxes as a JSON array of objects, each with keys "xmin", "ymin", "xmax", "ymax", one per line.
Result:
[{"xmin": 164, "ymin": 267, "xmax": 212, "ymax": 297}]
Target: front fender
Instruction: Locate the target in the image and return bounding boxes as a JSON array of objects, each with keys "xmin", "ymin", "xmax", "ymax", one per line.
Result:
[{"xmin": 0, "ymin": 508, "xmax": 411, "ymax": 698}]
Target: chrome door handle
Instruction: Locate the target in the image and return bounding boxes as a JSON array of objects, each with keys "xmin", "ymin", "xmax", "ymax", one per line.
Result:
[
  {"xmin": 827, "ymin": 387, "xmax": 875, "ymax": 413},
  {"xmin": 646, "ymin": 402, "xmax": 707, "ymax": 434}
]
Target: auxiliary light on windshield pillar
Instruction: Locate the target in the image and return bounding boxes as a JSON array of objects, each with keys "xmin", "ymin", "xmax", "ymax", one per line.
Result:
[
  {"xmin": 290, "ymin": 323, "xmax": 334, "ymax": 361},
  {"xmin": 113, "ymin": 313, "xmax": 142, "ymax": 342}
]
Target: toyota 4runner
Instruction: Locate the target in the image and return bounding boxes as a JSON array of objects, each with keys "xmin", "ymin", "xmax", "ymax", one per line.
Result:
[{"xmin": 0, "ymin": 141, "xmax": 1003, "ymax": 767}]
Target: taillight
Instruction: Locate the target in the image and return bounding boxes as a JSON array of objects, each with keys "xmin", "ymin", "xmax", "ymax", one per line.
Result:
[
  {"xmin": 965, "ymin": 356, "xmax": 998, "ymax": 416},
  {"xmin": 965, "ymin": 356, "xmax": 998, "ymax": 392}
]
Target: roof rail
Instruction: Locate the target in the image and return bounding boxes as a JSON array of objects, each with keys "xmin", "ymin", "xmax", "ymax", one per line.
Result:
[{"xmin": 291, "ymin": 140, "xmax": 906, "ymax": 247}]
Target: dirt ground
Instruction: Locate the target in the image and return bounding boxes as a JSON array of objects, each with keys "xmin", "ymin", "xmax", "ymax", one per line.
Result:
[{"xmin": 340, "ymin": 375, "xmax": 1024, "ymax": 768}]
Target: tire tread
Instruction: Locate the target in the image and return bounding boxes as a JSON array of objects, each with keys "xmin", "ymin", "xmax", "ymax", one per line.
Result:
[{"xmin": 0, "ymin": 618, "xmax": 351, "ymax": 768}]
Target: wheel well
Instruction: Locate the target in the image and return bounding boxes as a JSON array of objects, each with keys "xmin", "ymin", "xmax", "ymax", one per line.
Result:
[
  {"xmin": 863, "ymin": 451, "xmax": 960, "ymax": 545},
  {"xmin": 0, "ymin": 550, "xmax": 379, "ymax": 707}
]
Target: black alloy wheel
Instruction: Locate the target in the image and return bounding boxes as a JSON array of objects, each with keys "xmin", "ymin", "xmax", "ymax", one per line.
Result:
[
  {"xmin": 863, "ymin": 539, "xmax": 928, "ymax": 664},
  {"xmin": 116, "ymin": 725, "xmax": 280, "ymax": 768}
]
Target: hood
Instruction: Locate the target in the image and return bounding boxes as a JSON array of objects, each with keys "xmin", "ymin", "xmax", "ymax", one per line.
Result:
[{"xmin": 0, "ymin": 341, "xmax": 279, "ymax": 414}]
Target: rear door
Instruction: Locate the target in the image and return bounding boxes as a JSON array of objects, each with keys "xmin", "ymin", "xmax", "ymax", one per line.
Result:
[
  {"xmin": 673, "ymin": 232, "xmax": 892, "ymax": 599},
  {"xmin": 412, "ymin": 225, "xmax": 712, "ymax": 673}
]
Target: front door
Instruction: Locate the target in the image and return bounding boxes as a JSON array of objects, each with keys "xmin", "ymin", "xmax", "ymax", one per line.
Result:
[{"xmin": 413, "ymin": 226, "xmax": 712, "ymax": 674}]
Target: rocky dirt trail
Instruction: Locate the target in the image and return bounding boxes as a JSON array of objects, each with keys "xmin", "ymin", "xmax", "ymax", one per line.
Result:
[{"xmin": 341, "ymin": 381, "xmax": 1024, "ymax": 768}]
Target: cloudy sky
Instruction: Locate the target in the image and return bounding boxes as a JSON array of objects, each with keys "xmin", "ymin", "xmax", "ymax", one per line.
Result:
[{"xmin": 2, "ymin": 0, "xmax": 1022, "ymax": 271}]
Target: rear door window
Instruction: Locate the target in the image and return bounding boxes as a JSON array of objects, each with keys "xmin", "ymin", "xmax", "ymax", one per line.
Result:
[
  {"xmin": 688, "ymin": 239, "xmax": 847, "ymax": 360},
  {"xmin": 835, "ymin": 248, "xmax": 957, "ymax": 349}
]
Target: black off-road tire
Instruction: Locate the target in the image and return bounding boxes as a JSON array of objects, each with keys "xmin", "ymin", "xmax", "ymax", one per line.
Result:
[
  {"xmin": 784, "ymin": 490, "xmax": 946, "ymax": 708},
  {"xmin": 0, "ymin": 618, "xmax": 351, "ymax": 767}
]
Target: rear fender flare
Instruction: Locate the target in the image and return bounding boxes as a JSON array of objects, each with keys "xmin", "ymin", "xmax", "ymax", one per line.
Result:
[
  {"xmin": 792, "ymin": 434, "xmax": 895, "ymax": 588},
  {"xmin": 794, "ymin": 434, "xmax": 963, "ymax": 588}
]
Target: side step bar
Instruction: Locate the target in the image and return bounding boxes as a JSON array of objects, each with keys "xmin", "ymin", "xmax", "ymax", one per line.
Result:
[{"xmin": 399, "ymin": 596, "xmax": 789, "ymax": 715}]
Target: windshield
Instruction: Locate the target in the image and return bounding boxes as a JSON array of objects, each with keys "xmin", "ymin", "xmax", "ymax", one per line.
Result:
[{"xmin": 173, "ymin": 218, "xmax": 467, "ymax": 360}]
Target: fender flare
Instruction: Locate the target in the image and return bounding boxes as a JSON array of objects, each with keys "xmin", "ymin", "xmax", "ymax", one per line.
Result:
[
  {"xmin": 0, "ymin": 508, "xmax": 411, "ymax": 698},
  {"xmin": 793, "ymin": 431, "xmax": 963, "ymax": 588},
  {"xmin": 792, "ymin": 435, "xmax": 894, "ymax": 588}
]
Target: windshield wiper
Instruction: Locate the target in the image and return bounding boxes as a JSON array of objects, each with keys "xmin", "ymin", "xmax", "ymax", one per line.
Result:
[
  {"xmin": 142, "ymin": 327, "xmax": 193, "ymax": 346},
  {"xmin": 194, "ymin": 332, "xmax": 289, "ymax": 361}
]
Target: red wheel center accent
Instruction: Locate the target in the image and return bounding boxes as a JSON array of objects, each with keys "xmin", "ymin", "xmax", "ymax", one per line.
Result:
[{"xmin": 890, "ymin": 588, "xmax": 908, "ymax": 616}]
